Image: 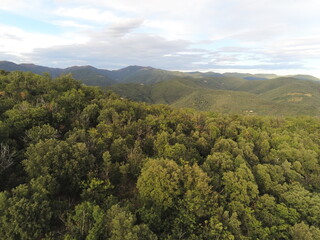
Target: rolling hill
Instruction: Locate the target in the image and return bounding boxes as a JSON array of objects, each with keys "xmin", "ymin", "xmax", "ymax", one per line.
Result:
[
  {"xmin": 109, "ymin": 76, "xmax": 320, "ymax": 116},
  {"xmin": 0, "ymin": 61, "xmax": 115, "ymax": 86},
  {"xmin": 109, "ymin": 76, "xmax": 246, "ymax": 103},
  {"xmin": 0, "ymin": 61, "xmax": 190, "ymax": 86},
  {"xmin": 1, "ymin": 60, "xmax": 320, "ymax": 116},
  {"xmin": 2, "ymin": 61, "xmax": 319, "ymax": 86}
]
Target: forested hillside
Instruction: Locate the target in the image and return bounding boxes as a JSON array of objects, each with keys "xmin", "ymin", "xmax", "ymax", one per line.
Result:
[
  {"xmin": 1, "ymin": 71, "xmax": 320, "ymax": 239},
  {"xmin": 3, "ymin": 61, "xmax": 320, "ymax": 116},
  {"xmin": 110, "ymin": 76, "xmax": 320, "ymax": 116},
  {"xmin": 0, "ymin": 61, "xmax": 189, "ymax": 86}
]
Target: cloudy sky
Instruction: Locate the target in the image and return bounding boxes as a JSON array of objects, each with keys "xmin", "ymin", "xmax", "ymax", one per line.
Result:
[{"xmin": 1, "ymin": 0, "xmax": 320, "ymax": 76}]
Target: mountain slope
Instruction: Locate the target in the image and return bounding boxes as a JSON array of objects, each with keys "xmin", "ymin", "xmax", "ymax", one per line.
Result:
[
  {"xmin": 172, "ymin": 89, "xmax": 277, "ymax": 114},
  {"xmin": 0, "ymin": 61, "xmax": 116, "ymax": 86},
  {"xmin": 1, "ymin": 61, "xmax": 319, "ymax": 86},
  {"xmin": 0, "ymin": 61, "xmax": 62, "ymax": 76},
  {"xmin": 0, "ymin": 61, "xmax": 193, "ymax": 86},
  {"xmin": 287, "ymin": 74, "xmax": 320, "ymax": 81},
  {"xmin": 223, "ymin": 72, "xmax": 279, "ymax": 80},
  {"xmin": 2, "ymin": 61, "xmax": 320, "ymax": 116},
  {"xmin": 109, "ymin": 76, "xmax": 246, "ymax": 104},
  {"xmin": 62, "ymin": 66, "xmax": 116, "ymax": 86},
  {"xmin": 109, "ymin": 76, "xmax": 320, "ymax": 116}
]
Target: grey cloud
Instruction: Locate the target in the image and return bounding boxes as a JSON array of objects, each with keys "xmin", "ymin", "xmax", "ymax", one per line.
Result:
[
  {"xmin": 212, "ymin": 44, "xmax": 313, "ymax": 69},
  {"xmin": 28, "ymin": 33, "xmax": 309, "ymax": 71},
  {"xmin": 106, "ymin": 19, "xmax": 144, "ymax": 37},
  {"xmin": 26, "ymin": 24, "xmax": 312, "ymax": 72},
  {"xmin": 0, "ymin": 52, "xmax": 27, "ymax": 63},
  {"xmin": 2, "ymin": 34, "xmax": 22, "ymax": 41},
  {"xmin": 217, "ymin": 47, "xmax": 252, "ymax": 53},
  {"xmin": 29, "ymin": 32, "xmax": 196, "ymax": 69}
]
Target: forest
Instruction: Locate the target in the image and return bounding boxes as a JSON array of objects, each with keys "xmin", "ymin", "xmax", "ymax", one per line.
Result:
[{"xmin": 1, "ymin": 70, "xmax": 320, "ymax": 239}]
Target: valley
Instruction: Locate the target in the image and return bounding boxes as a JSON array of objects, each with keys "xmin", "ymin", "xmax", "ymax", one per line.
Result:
[{"xmin": 1, "ymin": 61, "xmax": 320, "ymax": 116}]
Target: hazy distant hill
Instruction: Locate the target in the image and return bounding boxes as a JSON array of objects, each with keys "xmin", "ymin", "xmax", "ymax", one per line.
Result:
[
  {"xmin": 1, "ymin": 61, "xmax": 319, "ymax": 85},
  {"xmin": 193, "ymin": 72, "xmax": 319, "ymax": 82},
  {"xmin": 222, "ymin": 72, "xmax": 278, "ymax": 80},
  {"xmin": 286, "ymin": 74, "xmax": 320, "ymax": 81}
]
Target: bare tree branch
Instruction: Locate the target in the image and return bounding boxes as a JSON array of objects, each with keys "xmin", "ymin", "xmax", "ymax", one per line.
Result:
[{"xmin": 0, "ymin": 143, "xmax": 16, "ymax": 173}]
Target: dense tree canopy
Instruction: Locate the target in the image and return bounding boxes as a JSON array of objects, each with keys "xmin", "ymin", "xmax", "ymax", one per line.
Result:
[{"xmin": 1, "ymin": 71, "xmax": 320, "ymax": 239}]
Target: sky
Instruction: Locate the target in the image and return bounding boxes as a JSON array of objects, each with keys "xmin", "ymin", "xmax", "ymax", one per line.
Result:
[{"xmin": 1, "ymin": 0, "xmax": 320, "ymax": 76}]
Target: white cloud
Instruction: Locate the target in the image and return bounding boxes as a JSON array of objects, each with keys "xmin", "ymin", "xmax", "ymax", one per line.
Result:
[
  {"xmin": 28, "ymin": 32, "xmax": 191, "ymax": 68},
  {"xmin": 0, "ymin": 25, "xmax": 69, "ymax": 52},
  {"xmin": 54, "ymin": 6, "xmax": 121, "ymax": 23},
  {"xmin": 51, "ymin": 20, "xmax": 92, "ymax": 29},
  {"xmin": 0, "ymin": 0, "xmax": 41, "ymax": 11},
  {"xmin": 0, "ymin": 23, "xmax": 87, "ymax": 65},
  {"xmin": 1, "ymin": 0, "xmax": 320, "ymax": 76}
]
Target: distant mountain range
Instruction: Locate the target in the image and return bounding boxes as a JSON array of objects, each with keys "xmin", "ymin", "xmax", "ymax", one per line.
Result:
[
  {"xmin": 1, "ymin": 61, "xmax": 319, "ymax": 85},
  {"xmin": 0, "ymin": 61, "xmax": 190, "ymax": 86},
  {"xmin": 1, "ymin": 60, "xmax": 320, "ymax": 116}
]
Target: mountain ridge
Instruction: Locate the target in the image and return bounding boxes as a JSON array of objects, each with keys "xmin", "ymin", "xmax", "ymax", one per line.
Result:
[
  {"xmin": 2, "ymin": 60, "xmax": 320, "ymax": 116},
  {"xmin": 1, "ymin": 61, "xmax": 319, "ymax": 85}
]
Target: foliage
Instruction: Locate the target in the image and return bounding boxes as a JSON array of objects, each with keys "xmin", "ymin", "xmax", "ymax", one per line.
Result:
[
  {"xmin": 1, "ymin": 70, "xmax": 320, "ymax": 239},
  {"xmin": 111, "ymin": 76, "xmax": 320, "ymax": 116}
]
